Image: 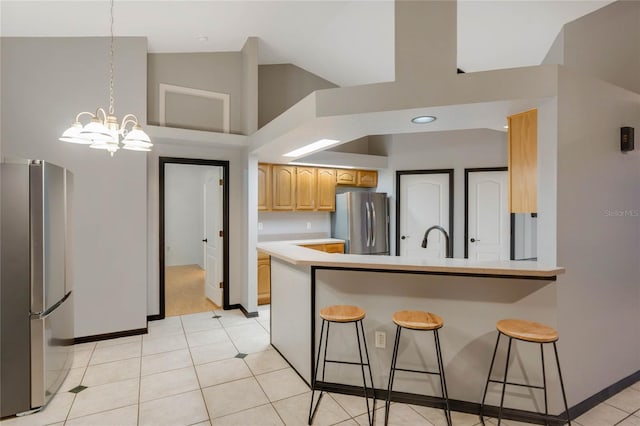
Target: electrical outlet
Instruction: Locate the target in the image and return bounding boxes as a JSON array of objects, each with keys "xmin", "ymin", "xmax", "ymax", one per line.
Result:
[
  {"xmin": 258, "ymin": 222, "xmax": 263, "ymax": 230},
  {"xmin": 306, "ymin": 222, "xmax": 312, "ymax": 230},
  {"xmin": 375, "ymin": 331, "xmax": 386, "ymax": 348}
]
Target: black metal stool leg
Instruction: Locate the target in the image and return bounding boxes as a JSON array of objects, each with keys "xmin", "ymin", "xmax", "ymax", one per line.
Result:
[
  {"xmin": 434, "ymin": 329, "xmax": 452, "ymax": 426},
  {"xmin": 355, "ymin": 320, "xmax": 374, "ymax": 426},
  {"xmin": 541, "ymin": 343, "xmax": 549, "ymax": 425},
  {"xmin": 497, "ymin": 337, "xmax": 513, "ymax": 426},
  {"xmin": 308, "ymin": 319, "xmax": 327, "ymax": 425},
  {"xmin": 359, "ymin": 320, "xmax": 376, "ymax": 425},
  {"xmin": 553, "ymin": 342, "xmax": 572, "ymax": 425},
  {"xmin": 480, "ymin": 332, "xmax": 502, "ymax": 424},
  {"xmin": 385, "ymin": 325, "xmax": 402, "ymax": 425}
]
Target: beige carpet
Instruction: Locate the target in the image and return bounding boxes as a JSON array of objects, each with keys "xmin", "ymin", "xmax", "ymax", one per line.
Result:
[{"xmin": 165, "ymin": 265, "xmax": 219, "ymax": 317}]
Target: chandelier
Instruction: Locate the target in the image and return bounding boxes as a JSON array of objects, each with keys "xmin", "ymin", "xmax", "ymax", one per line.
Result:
[{"xmin": 59, "ymin": 0, "xmax": 152, "ymax": 156}]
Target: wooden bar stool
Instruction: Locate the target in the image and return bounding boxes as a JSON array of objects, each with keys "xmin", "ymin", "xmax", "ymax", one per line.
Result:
[
  {"xmin": 385, "ymin": 310, "xmax": 451, "ymax": 426},
  {"xmin": 480, "ymin": 319, "xmax": 571, "ymax": 425},
  {"xmin": 308, "ymin": 305, "xmax": 375, "ymax": 426}
]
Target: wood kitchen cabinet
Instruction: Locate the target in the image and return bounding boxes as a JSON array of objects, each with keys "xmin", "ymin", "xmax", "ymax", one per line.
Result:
[
  {"xmin": 356, "ymin": 170, "xmax": 378, "ymax": 188},
  {"xmin": 257, "ymin": 163, "xmax": 271, "ymax": 211},
  {"xmin": 316, "ymin": 168, "xmax": 337, "ymax": 211},
  {"xmin": 301, "ymin": 242, "xmax": 344, "ymax": 253},
  {"xmin": 257, "ymin": 252, "xmax": 271, "ymax": 305},
  {"xmin": 295, "ymin": 167, "xmax": 316, "ymax": 210},
  {"xmin": 336, "ymin": 169, "xmax": 357, "ymax": 185},
  {"xmin": 508, "ymin": 109, "xmax": 537, "ymax": 213},
  {"xmin": 336, "ymin": 168, "xmax": 378, "ymax": 188},
  {"xmin": 271, "ymin": 165, "xmax": 296, "ymax": 211},
  {"xmin": 296, "ymin": 167, "xmax": 336, "ymax": 211},
  {"xmin": 258, "ymin": 163, "xmax": 373, "ymax": 212}
]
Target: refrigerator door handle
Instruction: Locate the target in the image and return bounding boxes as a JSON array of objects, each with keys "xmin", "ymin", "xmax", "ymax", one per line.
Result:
[
  {"xmin": 364, "ymin": 201, "xmax": 371, "ymax": 247},
  {"xmin": 370, "ymin": 202, "xmax": 377, "ymax": 247},
  {"xmin": 29, "ymin": 292, "xmax": 71, "ymax": 320}
]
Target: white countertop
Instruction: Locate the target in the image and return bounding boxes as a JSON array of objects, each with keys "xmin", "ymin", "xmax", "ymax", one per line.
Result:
[{"xmin": 257, "ymin": 240, "xmax": 565, "ymax": 278}]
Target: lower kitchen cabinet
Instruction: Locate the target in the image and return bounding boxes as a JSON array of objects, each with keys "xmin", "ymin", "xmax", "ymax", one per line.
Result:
[
  {"xmin": 301, "ymin": 242, "xmax": 345, "ymax": 254},
  {"xmin": 257, "ymin": 252, "xmax": 271, "ymax": 305}
]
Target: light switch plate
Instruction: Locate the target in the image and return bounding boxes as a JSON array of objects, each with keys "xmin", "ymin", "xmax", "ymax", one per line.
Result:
[{"xmin": 375, "ymin": 331, "xmax": 386, "ymax": 348}]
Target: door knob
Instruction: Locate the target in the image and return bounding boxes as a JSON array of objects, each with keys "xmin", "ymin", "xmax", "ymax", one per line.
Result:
[
  {"xmin": 470, "ymin": 238, "xmax": 480, "ymax": 243},
  {"xmin": 202, "ymin": 238, "xmax": 208, "ymax": 243}
]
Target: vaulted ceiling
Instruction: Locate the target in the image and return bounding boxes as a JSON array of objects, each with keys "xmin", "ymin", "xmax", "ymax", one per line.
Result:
[{"xmin": 1, "ymin": 1, "xmax": 614, "ymax": 87}]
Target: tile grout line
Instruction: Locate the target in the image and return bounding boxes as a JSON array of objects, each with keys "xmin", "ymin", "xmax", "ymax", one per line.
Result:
[
  {"xmin": 63, "ymin": 341, "xmax": 97, "ymax": 424},
  {"xmin": 184, "ymin": 310, "xmax": 219, "ymax": 425}
]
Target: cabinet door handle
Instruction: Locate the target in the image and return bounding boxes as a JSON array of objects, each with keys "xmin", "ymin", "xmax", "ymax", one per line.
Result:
[
  {"xmin": 470, "ymin": 238, "xmax": 480, "ymax": 243},
  {"xmin": 401, "ymin": 235, "xmax": 409, "ymax": 240},
  {"xmin": 202, "ymin": 238, "xmax": 208, "ymax": 243}
]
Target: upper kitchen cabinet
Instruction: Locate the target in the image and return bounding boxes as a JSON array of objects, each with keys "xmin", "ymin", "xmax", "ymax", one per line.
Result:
[
  {"xmin": 336, "ymin": 169, "xmax": 357, "ymax": 185},
  {"xmin": 508, "ymin": 109, "xmax": 537, "ymax": 213},
  {"xmin": 316, "ymin": 168, "xmax": 337, "ymax": 211},
  {"xmin": 336, "ymin": 169, "xmax": 378, "ymax": 188},
  {"xmin": 257, "ymin": 163, "xmax": 271, "ymax": 211},
  {"xmin": 295, "ymin": 167, "xmax": 316, "ymax": 210},
  {"xmin": 295, "ymin": 167, "xmax": 336, "ymax": 211},
  {"xmin": 357, "ymin": 170, "xmax": 378, "ymax": 188},
  {"xmin": 271, "ymin": 165, "xmax": 296, "ymax": 210}
]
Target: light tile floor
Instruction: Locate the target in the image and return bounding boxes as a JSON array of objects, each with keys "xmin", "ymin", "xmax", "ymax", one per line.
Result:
[{"xmin": 1, "ymin": 308, "xmax": 638, "ymax": 426}]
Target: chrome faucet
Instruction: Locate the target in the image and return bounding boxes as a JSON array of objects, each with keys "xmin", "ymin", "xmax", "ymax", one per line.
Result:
[{"xmin": 421, "ymin": 225, "xmax": 452, "ymax": 258}]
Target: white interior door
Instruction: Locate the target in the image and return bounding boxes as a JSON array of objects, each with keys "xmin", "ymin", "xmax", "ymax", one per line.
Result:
[
  {"xmin": 467, "ymin": 170, "xmax": 509, "ymax": 261},
  {"xmin": 204, "ymin": 168, "xmax": 223, "ymax": 306},
  {"xmin": 399, "ymin": 173, "xmax": 450, "ymax": 259}
]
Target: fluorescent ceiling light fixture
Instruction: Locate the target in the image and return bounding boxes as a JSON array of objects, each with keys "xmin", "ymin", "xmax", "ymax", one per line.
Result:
[
  {"xmin": 289, "ymin": 162, "xmax": 356, "ymax": 169},
  {"xmin": 411, "ymin": 115, "xmax": 437, "ymax": 124},
  {"xmin": 283, "ymin": 139, "xmax": 340, "ymax": 157}
]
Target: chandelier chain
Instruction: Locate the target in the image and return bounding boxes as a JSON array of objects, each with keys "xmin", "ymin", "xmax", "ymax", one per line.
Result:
[{"xmin": 108, "ymin": 0, "xmax": 115, "ymax": 116}]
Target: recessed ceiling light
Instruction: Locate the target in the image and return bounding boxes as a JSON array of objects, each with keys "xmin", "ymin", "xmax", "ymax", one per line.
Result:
[
  {"xmin": 503, "ymin": 125, "xmax": 509, "ymax": 129},
  {"xmin": 411, "ymin": 115, "xmax": 437, "ymax": 124},
  {"xmin": 283, "ymin": 139, "xmax": 341, "ymax": 157},
  {"xmin": 197, "ymin": 36, "xmax": 209, "ymax": 42}
]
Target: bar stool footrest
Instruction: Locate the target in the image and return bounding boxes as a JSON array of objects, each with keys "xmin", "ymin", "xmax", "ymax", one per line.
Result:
[
  {"xmin": 394, "ymin": 367, "xmax": 441, "ymax": 376},
  {"xmin": 325, "ymin": 359, "xmax": 371, "ymax": 367},
  {"xmin": 488, "ymin": 379, "xmax": 545, "ymax": 390}
]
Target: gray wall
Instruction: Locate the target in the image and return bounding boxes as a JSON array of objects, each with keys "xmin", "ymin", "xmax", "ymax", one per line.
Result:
[
  {"xmin": 556, "ymin": 68, "xmax": 640, "ymax": 405},
  {"xmin": 148, "ymin": 52, "xmax": 244, "ymax": 134},
  {"xmin": 545, "ymin": 1, "xmax": 640, "ymax": 95},
  {"xmin": 372, "ymin": 129, "xmax": 508, "ymax": 258},
  {"xmin": 258, "ymin": 64, "xmax": 338, "ymax": 128},
  {"xmin": 1, "ymin": 37, "xmax": 148, "ymax": 338}
]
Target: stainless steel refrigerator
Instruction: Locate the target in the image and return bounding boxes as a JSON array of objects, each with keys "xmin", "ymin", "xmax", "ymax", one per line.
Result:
[
  {"xmin": 332, "ymin": 192, "xmax": 389, "ymax": 255},
  {"xmin": 1, "ymin": 160, "xmax": 74, "ymax": 417}
]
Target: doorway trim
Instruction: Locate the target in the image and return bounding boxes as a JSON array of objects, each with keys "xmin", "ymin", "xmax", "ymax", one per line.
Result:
[
  {"xmin": 157, "ymin": 156, "xmax": 230, "ymax": 320},
  {"xmin": 464, "ymin": 167, "xmax": 508, "ymax": 259},
  {"xmin": 395, "ymin": 169, "xmax": 454, "ymax": 257}
]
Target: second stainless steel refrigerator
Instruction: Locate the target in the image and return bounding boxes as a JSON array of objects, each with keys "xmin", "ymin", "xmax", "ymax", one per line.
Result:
[{"xmin": 332, "ymin": 192, "xmax": 389, "ymax": 255}]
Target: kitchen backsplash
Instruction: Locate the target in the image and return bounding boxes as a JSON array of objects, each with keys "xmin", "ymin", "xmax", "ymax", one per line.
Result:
[{"xmin": 258, "ymin": 211, "xmax": 330, "ymax": 237}]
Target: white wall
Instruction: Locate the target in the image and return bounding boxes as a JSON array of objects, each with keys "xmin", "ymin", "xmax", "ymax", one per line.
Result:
[
  {"xmin": 1, "ymin": 37, "xmax": 148, "ymax": 337},
  {"xmin": 147, "ymin": 143, "xmax": 246, "ymax": 316},
  {"xmin": 555, "ymin": 68, "xmax": 640, "ymax": 406},
  {"xmin": 374, "ymin": 128, "xmax": 508, "ymax": 257},
  {"xmin": 164, "ymin": 164, "xmax": 208, "ymax": 268},
  {"xmin": 257, "ymin": 211, "xmax": 330, "ymax": 239}
]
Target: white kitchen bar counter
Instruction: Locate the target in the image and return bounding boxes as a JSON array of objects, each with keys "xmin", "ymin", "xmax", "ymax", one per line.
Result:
[
  {"xmin": 258, "ymin": 241, "xmax": 564, "ymax": 278},
  {"xmin": 259, "ymin": 240, "xmax": 567, "ymax": 421}
]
